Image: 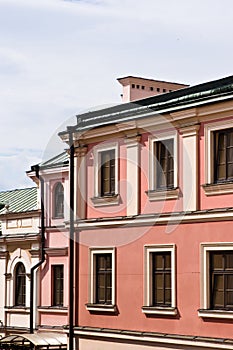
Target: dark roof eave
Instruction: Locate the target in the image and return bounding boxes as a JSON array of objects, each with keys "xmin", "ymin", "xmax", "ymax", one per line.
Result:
[{"xmin": 60, "ymin": 75, "xmax": 233, "ymax": 137}]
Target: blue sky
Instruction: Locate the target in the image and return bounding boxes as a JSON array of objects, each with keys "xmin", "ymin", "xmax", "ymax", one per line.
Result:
[{"xmin": 1, "ymin": 0, "xmax": 233, "ymax": 190}]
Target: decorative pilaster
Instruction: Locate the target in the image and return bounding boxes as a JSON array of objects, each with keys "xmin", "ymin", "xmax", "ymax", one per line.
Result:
[
  {"xmin": 124, "ymin": 134, "xmax": 141, "ymax": 216},
  {"xmin": 74, "ymin": 146, "xmax": 88, "ymax": 220},
  {"xmin": 180, "ymin": 124, "xmax": 200, "ymax": 212}
]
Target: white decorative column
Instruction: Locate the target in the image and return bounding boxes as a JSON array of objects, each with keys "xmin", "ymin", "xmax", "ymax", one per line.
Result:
[
  {"xmin": 180, "ymin": 124, "xmax": 200, "ymax": 212},
  {"xmin": 125, "ymin": 134, "xmax": 141, "ymax": 216},
  {"xmin": 74, "ymin": 146, "xmax": 87, "ymax": 220},
  {"xmin": 0, "ymin": 249, "xmax": 7, "ymax": 332}
]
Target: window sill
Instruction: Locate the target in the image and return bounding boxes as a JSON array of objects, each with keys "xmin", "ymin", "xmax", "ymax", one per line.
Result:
[
  {"xmin": 198, "ymin": 309, "xmax": 233, "ymax": 319},
  {"xmin": 142, "ymin": 306, "xmax": 177, "ymax": 316},
  {"xmin": 38, "ymin": 306, "xmax": 68, "ymax": 314},
  {"xmin": 91, "ymin": 194, "xmax": 120, "ymax": 207},
  {"xmin": 202, "ymin": 182, "xmax": 233, "ymax": 196},
  {"xmin": 146, "ymin": 188, "xmax": 179, "ymax": 201},
  {"xmin": 86, "ymin": 303, "xmax": 117, "ymax": 313},
  {"xmin": 5, "ymin": 306, "xmax": 30, "ymax": 313}
]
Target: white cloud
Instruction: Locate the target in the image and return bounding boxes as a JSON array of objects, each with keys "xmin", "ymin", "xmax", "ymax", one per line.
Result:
[{"xmin": 0, "ymin": 0, "xmax": 233, "ymax": 190}]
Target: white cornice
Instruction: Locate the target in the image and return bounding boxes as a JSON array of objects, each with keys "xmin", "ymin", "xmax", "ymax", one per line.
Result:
[{"xmin": 73, "ymin": 210, "xmax": 233, "ymax": 230}]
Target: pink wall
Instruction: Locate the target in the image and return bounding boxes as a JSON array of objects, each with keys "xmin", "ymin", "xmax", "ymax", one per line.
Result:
[
  {"xmin": 78, "ymin": 220, "xmax": 233, "ymax": 339},
  {"xmin": 199, "ymin": 118, "xmax": 233, "ymax": 210}
]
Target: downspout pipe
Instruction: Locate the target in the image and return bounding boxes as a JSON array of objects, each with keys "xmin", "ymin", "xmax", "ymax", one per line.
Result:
[
  {"xmin": 68, "ymin": 128, "xmax": 75, "ymax": 350},
  {"xmin": 30, "ymin": 164, "xmax": 45, "ymax": 334}
]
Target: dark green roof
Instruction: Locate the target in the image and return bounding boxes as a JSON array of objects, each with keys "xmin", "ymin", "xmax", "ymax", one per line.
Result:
[
  {"xmin": 0, "ymin": 187, "xmax": 38, "ymax": 214},
  {"xmin": 60, "ymin": 74, "xmax": 233, "ymax": 135},
  {"xmin": 39, "ymin": 152, "xmax": 69, "ymax": 170}
]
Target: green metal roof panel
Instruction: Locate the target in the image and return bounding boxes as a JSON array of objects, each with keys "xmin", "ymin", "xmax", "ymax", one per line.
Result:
[
  {"xmin": 0, "ymin": 187, "xmax": 38, "ymax": 214},
  {"xmin": 40, "ymin": 151, "xmax": 69, "ymax": 169},
  {"xmin": 59, "ymin": 74, "xmax": 233, "ymax": 135}
]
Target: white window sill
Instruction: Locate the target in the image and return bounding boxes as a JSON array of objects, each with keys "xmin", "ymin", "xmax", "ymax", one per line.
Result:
[
  {"xmin": 91, "ymin": 194, "xmax": 120, "ymax": 207},
  {"xmin": 142, "ymin": 306, "xmax": 177, "ymax": 316},
  {"xmin": 198, "ymin": 309, "xmax": 233, "ymax": 319},
  {"xmin": 86, "ymin": 303, "xmax": 117, "ymax": 313},
  {"xmin": 38, "ymin": 306, "xmax": 68, "ymax": 314},
  {"xmin": 146, "ymin": 188, "xmax": 179, "ymax": 201},
  {"xmin": 202, "ymin": 182, "xmax": 233, "ymax": 196},
  {"xmin": 5, "ymin": 306, "xmax": 30, "ymax": 313}
]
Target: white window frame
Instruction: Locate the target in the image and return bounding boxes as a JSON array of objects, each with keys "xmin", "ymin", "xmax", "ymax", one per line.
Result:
[
  {"xmin": 86, "ymin": 247, "xmax": 116, "ymax": 312},
  {"xmin": 199, "ymin": 242, "xmax": 233, "ymax": 319},
  {"xmin": 204, "ymin": 120, "xmax": 233, "ymax": 195},
  {"xmin": 147, "ymin": 131, "xmax": 179, "ymax": 201},
  {"xmin": 142, "ymin": 244, "xmax": 177, "ymax": 315},
  {"xmin": 92, "ymin": 142, "xmax": 119, "ymax": 206}
]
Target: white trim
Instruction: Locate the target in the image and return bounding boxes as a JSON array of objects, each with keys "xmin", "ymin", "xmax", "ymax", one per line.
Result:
[
  {"xmin": 75, "ymin": 210, "xmax": 233, "ymax": 230},
  {"xmin": 204, "ymin": 119, "xmax": 233, "ymax": 184},
  {"xmin": 93, "ymin": 142, "xmax": 119, "ymax": 205},
  {"xmin": 143, "ymin": 244, "xmax": 176, "ymax": 315},
  {"xmin": 200, "ymin": 242, "xmax": 233, "ymax": 318},
  {"xmin": 87, "ymin": 247, "xmax": 116, "ymax": 309},
  {"xmin": 37, "ymin": 308, "xmax": 68, "ymax": 314},
  {"xmin": 148, "ymin": 131, "xmax": 178, "ymax": 194}
]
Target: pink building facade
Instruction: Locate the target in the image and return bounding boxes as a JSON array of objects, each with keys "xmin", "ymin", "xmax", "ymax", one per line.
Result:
[
  {"xmin": 27, "ymin": 153, "xmax": 70, "ymax": 334},
  {"xmin": 58, "ymin": 75, "xmax": 233, "ymax": 350}
]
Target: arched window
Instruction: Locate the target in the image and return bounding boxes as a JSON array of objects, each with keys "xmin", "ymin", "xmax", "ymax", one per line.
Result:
[
  {"xmin": 15, "ymin": 263, "xmax": 26, "ymax": 306},
  {"xmin": 54, "ymin": 182, "xmax": 64, "ymax": 218}
]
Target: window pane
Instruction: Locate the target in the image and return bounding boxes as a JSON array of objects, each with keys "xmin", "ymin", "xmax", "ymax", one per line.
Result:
[
  {"xmin": 54, "ymin": 182, "xmax": 64, "ymax": 218},
  {"xmin": 211, "ymin": 253, "xmax": 223, "ymax": 269},
  {"xmin": 96, "ymin": 254, "xmax": 112, "ymax": 304},
  {"xmin": 214, "ymin": 129, "xmax": 233, "ymax": 182},
  {"xmin": 100, "ymin": 150, "xmax": 115, "ymax": 196},
  {"xmin": 15, "ymin": 263, "xmax": 26, "ymax": 306},
  {"xmin": 210, "ymin": 252, "xmax": 233, "ymax": 310},
  {"xmin": 226, "ymin": 253, "xmax": 233, "ymax": 269},
  {"xmin": 152, "ymin": 252, "xmax": 172, "ymax": 307},
  {"xmin": 165, "ymin": 289, "xmax": 171, "ymax": 304},
  {"xmin": 52, "ymin": 265, "xmax": 64, "ymax": 306},
  {"xmin": 156, "ymin": 139, "xmax": 174, "ymax": 189}
]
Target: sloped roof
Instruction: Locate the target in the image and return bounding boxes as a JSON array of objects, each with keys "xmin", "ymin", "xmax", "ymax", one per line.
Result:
[
  {"xmin": 0, "ymin": 332, "xmax": 67, "ymax": 348},
  {"xmin": 0, "ymin": 187, "xmax": 38, "ymax": 215},
  {"xmin": 60, "ymin": 74, "xmax": 233, "ymax": 135},
  {"xmin": 39, "ymin": 152, "xmax": 69, "ymax": 170}
]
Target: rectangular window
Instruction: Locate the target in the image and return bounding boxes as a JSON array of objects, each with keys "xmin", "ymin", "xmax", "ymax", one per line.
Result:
[
  {"xmin": 100, "ymin": 150, "xmax": 115, "ymax": 196},
  {"xmin": 210, "ymin": 251, "xmax": 233, "ymax": 310},
  {"xmin": 199, "ymin": 243, "xmax": 233, "ymax": 319},
  {"xmin": 214, "ymin": 128, "xmax": 233, "ymax": 183},
  {"xmin": 152, "ymin": 252, "xmax": 171, "ymax": 307},
  {"xmin": 96, "ymin": 254, "xmax": 112, "ymax": 304},
  {"xmin": 142, "ymin": 245, "xmax": 176, "ymax": 315},
  {"xmin": 86, "ymin": 248, "xmax": 116, "ymax": 312},
  {"xmin": 52, "ymin": 265, "xmax": 64, "ymax": 306},
  {"xmin": 155, "ymin": 139, "xmax": 174, "ymax": 190}
]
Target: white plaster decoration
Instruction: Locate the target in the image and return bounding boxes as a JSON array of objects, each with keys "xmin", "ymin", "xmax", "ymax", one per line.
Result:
[
  {"xmin": 75, "ymin": 146, "xmax": 87, "ymax": 220},
  {"xmin": 180, "ymin": 124, "xmax": 200, "ymax": 212},
  {"xmin": 143, "ymin": 244, "xmax": 176, "ymax": 315},
  {"xmin": 125, "ymin": 135, "xmax": 141, "ymax": 216}
]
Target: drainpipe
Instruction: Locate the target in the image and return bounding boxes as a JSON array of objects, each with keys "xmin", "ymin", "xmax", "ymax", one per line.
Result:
[
  {"xmin": 30, "ymin": 164, "xmax": 45, "ymax": 334},
  {"xmin": 68, "ymin": 128, "xmax": 75, "ymax": 350}
]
